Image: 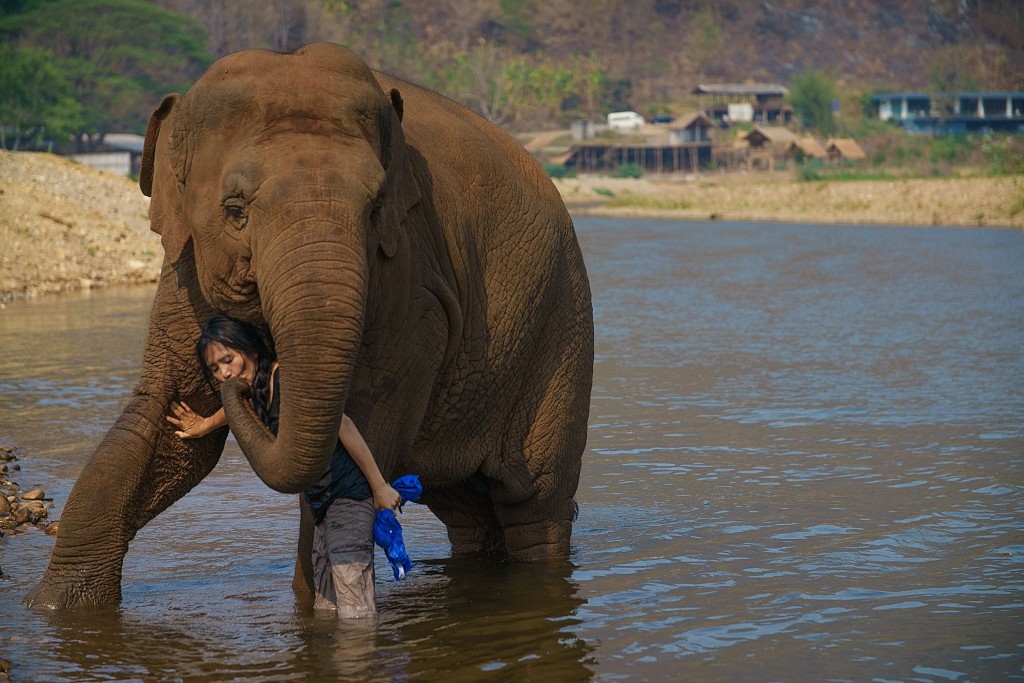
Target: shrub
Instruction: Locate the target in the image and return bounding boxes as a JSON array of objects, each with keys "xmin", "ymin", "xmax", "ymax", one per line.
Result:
[
  {"xmin": 611, "ymin": 163, "xmax": 643, "ymax": 178},
  {"xmin": 983, "ymin": 136, "xmax": 1024, "ymax": 176},
  {"xmin": 928, "ymin": 134, "xmax": 972, "ymax": 165},
  {"xmin": 797, "ymin": 159, "xmax": 823, "ymax": 181},
  {"xmin": 544, "ymin": 163, "xmax": 576, "ymax": 178}
]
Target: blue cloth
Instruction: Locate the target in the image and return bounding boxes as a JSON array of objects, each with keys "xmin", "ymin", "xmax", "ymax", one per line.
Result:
[
  {"xmin": 373, "ymin": 475, "xmax": 422, "ymax": 580},
  {"xmin": 391, "ymin": 475, "xmax": 423, "ymax": 511}
]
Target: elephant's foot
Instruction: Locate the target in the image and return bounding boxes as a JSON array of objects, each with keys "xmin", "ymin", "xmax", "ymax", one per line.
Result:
[
  {"xmin": 447, "ymin": 524, "xmax": 507, "ymax": 555},
  {"xmin": 422, "ymin": 481, "xmax": 507, "ymax": 555},
  {"xmin": 497, "ymin": 497, "xmax": 577, "ymax": 561},
  {"xmin": 499, "ymin": 517, "xmax": 573, "ymax": 561},
  {"xmin": 24, "ymin": 573, "xmax": 122, "ymax": 610}
]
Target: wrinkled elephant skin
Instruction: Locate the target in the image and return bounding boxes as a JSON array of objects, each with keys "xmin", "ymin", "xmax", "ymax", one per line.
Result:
[{"xmin": 25, "ymin": 43, "xmax": 593, "ymax": 609}]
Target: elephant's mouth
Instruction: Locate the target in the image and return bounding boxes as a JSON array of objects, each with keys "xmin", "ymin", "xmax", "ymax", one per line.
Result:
[{"xmin": 205, "ymin": 256, "xmax": 260, "ymax": 314}]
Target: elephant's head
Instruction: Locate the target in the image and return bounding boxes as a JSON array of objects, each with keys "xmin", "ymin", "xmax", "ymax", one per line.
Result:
[{"xmin": 141, "ymin": 43, "xmax": 416, "ymax": 494}]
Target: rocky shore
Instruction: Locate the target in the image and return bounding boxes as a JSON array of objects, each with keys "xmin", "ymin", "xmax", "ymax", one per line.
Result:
[
  {"xmin": 0, "ymin": 441, "xmax": 57, "ymax": 590},
  {"xmin": 2, "ymin": 150, "xmax": 1021, "ymax": 304},
  {"xmin": 0, "ymin": 442, "xmax": 55, "ymax": 536}
]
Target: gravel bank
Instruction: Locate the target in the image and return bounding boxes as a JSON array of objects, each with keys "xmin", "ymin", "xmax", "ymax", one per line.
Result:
[{"xmin": 0, "ymin": 151, "xmax": 161, "ymax": 302}]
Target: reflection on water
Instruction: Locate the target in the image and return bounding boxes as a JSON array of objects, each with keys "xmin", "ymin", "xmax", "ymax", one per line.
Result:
[{"xmin": 1, "ymin": 220, "xmax": 1022, "ymax": 681}]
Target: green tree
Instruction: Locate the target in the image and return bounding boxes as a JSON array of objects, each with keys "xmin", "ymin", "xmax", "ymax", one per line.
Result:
[
  {"xmin": 0, "ymin": 0, "xmax": 212, "ymax": 150},
  {"xmin": 789, "ymin": 70, "xmax": 838, "ymax": 135},
  {"xmin": 0, "ymin": 45, "xmax": 83, "ymax": 150}
]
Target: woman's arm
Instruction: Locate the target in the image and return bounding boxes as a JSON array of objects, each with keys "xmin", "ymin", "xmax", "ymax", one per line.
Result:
[
  {"xmin": 167, "ymin": 402, "xmax": 227, "ymax": 439},
  {"xmin": 338, "ymin": 414, "xmax": 401, "ymax": 511}
]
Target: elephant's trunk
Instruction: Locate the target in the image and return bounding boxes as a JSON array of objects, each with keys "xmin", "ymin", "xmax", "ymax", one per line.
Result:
[{"xmin": 222, "ymin": 212, "xmax": 368, "ymax": 494}]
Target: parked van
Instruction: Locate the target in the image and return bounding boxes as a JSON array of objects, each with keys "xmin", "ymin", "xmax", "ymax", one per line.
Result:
[{"xmin": 606, "ymin": 111, "xmax": 645, "ymax": 130}]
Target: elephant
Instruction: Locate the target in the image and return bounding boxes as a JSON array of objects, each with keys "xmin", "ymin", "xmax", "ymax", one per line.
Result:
[{"xmin": 25, "ymin": 43, "xmax": 593, "ymax": 609}]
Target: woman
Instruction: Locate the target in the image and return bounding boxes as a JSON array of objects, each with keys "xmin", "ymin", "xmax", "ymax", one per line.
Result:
[{"xmin": 167, "ymin": 315, "xmax": 401, "ymax": 617}]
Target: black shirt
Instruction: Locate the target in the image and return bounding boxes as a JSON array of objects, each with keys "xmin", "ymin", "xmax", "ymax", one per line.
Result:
[{"xmin": 260, "ymin": 367, "xmax": 372, "ymax": 525}]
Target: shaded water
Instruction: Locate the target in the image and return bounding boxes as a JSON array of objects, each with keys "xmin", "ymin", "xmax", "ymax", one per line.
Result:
[{"xmin": 1, "ymin": 218, "xmax": 1022, "ymax": 681}]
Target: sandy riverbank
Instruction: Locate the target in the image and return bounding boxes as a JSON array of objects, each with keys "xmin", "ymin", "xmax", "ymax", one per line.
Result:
[
  {"xmin": 554, "ymin": 173, "xmax": 1024, "ymax": 228},
  {"xmin": 1, "ymin": 150, "xmax": 1021, "ymax": 301}
]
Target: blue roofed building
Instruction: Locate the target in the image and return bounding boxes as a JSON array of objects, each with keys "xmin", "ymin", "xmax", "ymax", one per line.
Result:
[{"xmin": 871, "ymin": 92, "xmax": 1024, "ymax": 134}]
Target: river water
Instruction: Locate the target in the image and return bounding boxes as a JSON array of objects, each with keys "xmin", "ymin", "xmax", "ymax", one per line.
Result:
[{"xmin": 1, "ymin": 218, "xmax": 1022, "ymax": 681}]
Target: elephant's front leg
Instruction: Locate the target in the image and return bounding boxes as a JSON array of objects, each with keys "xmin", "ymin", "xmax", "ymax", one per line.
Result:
[
  {"xmin": 24, "ymin": 393, "xmax": 227, "ymax": 609},
  {"xmin": 26, "ymin": 254, "xmax": 225, "ymax": 609}
]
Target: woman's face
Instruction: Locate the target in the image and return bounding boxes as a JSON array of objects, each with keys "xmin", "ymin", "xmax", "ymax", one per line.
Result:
[{"xmin": 203, "ymin": 342, "xmax": 257, "ymax": 385}]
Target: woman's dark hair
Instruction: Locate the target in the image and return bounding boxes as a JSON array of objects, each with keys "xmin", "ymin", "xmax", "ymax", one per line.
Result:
[{"xmin": 197, "ymin": 315, "xmax": 277, "ymax": 422}]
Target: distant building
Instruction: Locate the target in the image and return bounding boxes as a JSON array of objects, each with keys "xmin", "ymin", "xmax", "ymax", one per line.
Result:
[
  {"xmin": 871, "ymin": 92, "xmax": 1024, "ymax": 134},
  {"xmin": 68, "ymin": 133, "xmax": 145, "ymax": 177},
  {"xmin": 667, "ymin": 111, "xmax": 715, "ymax": 144},
  {"xmin": 788, "ymin": 136, "xmax": 828, "ymax": 160},
  {"xmin": 738, "ymin": 125, "xmax": 795, "ymax": 171},
  {"xmin": 825, "ymin": 137, "xmax": 866, "ymax": 161},
  {"xmin": 692, "ymin": 83, "xmax": 793, "ymax": 125},
  {"xmin": 554, "ymin": 112, "xmax": 715, "ymax": 175}
]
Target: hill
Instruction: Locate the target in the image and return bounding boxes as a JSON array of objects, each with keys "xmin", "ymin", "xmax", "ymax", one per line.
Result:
[{"xmin": 154, "ymin": 0, "xmax": 1024, "ymax": 109}]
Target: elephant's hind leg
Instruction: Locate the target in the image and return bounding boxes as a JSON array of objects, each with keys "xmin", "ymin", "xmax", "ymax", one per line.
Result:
[
  {"xmin": 485, "ymin": 337, "xmax": 590, "ymax": 561},
  {"xmin": 424, "ymin": 475, "xmax": 506, "ymax": 555}
]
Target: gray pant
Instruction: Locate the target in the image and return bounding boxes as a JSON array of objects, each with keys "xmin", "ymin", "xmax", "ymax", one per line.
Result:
[{"xmin": 312, "ymin": 497, "xmax": 376, "ymax": 617}]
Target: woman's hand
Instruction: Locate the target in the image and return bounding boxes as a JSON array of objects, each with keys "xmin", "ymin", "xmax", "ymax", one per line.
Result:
[
  {"xmin": 167, "ymin": 401, "xmax": 215, "ymax": 439},
  {"xmin": 372, "ymin": 482, "xmax": 402, "ymax": 512}
]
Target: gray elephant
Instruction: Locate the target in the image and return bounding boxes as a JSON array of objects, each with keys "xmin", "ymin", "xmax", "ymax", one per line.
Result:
[{"xmin": 26, "ymin": 43, "xmax": 593, "ymax": 609}]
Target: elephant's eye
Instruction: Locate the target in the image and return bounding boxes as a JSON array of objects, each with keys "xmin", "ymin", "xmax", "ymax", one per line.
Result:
[{"xmin": 224, "ymin": 201, "xmax": 248, "ymax": 229}]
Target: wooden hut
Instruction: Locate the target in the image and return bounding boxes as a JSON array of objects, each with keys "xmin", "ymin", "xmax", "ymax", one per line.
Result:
[
  {"xmin": 668, "ymin": 111, "xmax": 715, "ymax": 144},
  {"xmin": 787, "ymin": 136, "xmax": 828, "ymax": 160},
  {"xmin": 825, "ymin": 137, "xmax": 867, "ymax": 161},
  {"xmin": 740, "ymin": 125, "xmax": 796, "ymax": 171}
]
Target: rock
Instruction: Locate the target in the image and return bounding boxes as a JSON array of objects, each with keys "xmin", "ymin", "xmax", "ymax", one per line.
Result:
[
  {"xmin": 45, "ymin": 521, "xmax": 60, "ymax": 535},
  {"xmin": 0, "ymin": 497, "xmax": 9, "ymax": 514},
  {"xmin": 14, "ymin": 506, "xmax": 38, "ymax": 524},
  {"xmin": 22, "ymin": 488, "xmax": 45, "ymax": 501}
]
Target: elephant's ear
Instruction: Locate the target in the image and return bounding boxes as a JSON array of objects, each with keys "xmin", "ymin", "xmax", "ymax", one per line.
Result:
[
  {"xmin": 141, "ymin": 94, "xmax": 191, "ymax": 266},
  {"xmin": 375, "ymin": 88, "xmax": 419, "ymax": 259},
  {"xmin": 389, "ymin": 87, "xmax": 404, "ymax": 124}
]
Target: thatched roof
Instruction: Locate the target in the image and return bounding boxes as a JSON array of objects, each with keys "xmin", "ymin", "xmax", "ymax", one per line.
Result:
[
  {"xmin": 789, "ymin": 136, "xmax": 828, "ymax": 159},
  {"xmin": 669, "ymin": 111, "xmax": 715, "ymax": 131},
  {"xmin": 741, "ymin": 125, "xmax": 796, "ymax": 147},
  {"xmin": 825, "ymin": 137, "xmax": 867, "ymax": 160}
]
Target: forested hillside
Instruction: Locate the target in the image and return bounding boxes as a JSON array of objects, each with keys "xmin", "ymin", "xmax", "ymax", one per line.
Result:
[
  {"xmin": 154, "ymin": 0, "xmax": 1023, "ymax": 99},
  {"xmin": 1, "ymin": 0, "xmax": 1022, "ymax": 142}
]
